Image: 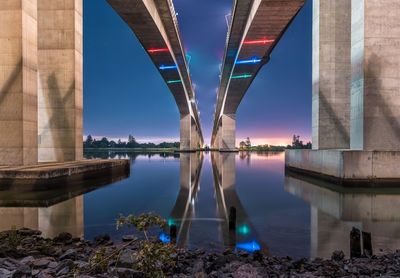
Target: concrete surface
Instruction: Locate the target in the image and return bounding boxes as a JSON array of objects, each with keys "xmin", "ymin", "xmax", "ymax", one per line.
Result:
[
  {"xmin": 286, "ymin": 149, "xmax": 400, "ymax": 184},
  {"xmin": 312, "ymin": 0, "xmax": 351, "ymax": 149},
  {"xmin": 0, "ymin": 159, "xmax": 130, "ymax": 179},
  {"xmin": 37, "ymin": 0, "xmax": 83, "ymax": 162},
  {"xmin": 0, "ymin": 0, "xmax": 38, "ymax": 166}
]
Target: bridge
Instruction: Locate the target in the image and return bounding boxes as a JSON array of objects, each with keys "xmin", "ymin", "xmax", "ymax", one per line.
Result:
[
  {"xmin": 211, "ymin": 0, "xmax": 305, "ymax": 151},
  {"xmin": 107, "ymin": 0, "xmax": 204, "ymax": 151},
  {"xmin": 0, "ymin": 0, "xmax": 203, "ymax": 169}
]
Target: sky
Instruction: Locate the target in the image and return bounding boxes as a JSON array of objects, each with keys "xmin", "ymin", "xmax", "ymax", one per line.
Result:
[{"xmin": 84, "ymin": 0, "xmax": 312, "ymax": 145}]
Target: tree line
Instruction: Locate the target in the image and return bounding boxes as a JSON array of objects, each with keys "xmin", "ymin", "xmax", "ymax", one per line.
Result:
[
  {"xmin": 83, "ymin": 135, "xmax": 180, "ymax": 149},
  {"xmin": 238, "ymin": 135, "xmax": 312, "ymax": 151}
]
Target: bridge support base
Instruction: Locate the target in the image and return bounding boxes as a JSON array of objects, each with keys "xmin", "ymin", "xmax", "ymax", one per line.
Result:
[{"xmin": 285, "ymin": 149, "xmax": 400, "ymax": 186}]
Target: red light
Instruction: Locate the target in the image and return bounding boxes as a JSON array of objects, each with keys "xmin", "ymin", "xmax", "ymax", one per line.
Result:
[
  {"xmin": 243, "ymin": 39, "xmax": 275, "ymax": 45},
  {"xmin": 148, "ymin": 48, "xmax": 169, "ymax": 53}
]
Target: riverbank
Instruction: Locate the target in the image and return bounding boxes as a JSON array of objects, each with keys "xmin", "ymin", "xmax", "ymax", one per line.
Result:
[{"xmin": 1, "ymin": 228, "xmax": 400, "ymax": 277}]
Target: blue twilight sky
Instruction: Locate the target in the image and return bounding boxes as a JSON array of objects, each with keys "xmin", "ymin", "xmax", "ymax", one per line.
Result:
[{"xmin": 84, "ymin": 0, "xmax": 312, "ymax": 145}]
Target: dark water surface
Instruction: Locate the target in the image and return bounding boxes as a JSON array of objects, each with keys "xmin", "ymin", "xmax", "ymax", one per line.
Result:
[{"xmin": 1, "ymin": 151, "xmax": 400, "ymax": 259}]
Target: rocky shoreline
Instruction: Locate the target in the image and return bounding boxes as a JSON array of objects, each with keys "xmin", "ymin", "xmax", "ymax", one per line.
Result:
[{"xmin": 1, "ymin": 228, "xmax": 400, "ymax": 278}]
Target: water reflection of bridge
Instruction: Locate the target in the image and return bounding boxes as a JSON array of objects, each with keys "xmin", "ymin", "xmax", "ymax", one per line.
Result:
[
  {"xmin": 285, "ymin": 171, "xmax": 400, "ymax": 258},
  {"xmin": 167, "ymin": 152, "xmax": 267, "ymax": 252},
  {"xmin": 0, "ymin": 166, "xmax": 129, "ymax": 238}
]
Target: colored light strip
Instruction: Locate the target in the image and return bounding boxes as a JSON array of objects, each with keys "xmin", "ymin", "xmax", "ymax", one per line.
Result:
[
  {"xmin": 235, "ymin": 58, "xmax": 261, "ymax": 65},
  {"xmin": 159, "ymin": 65, "xmax": 177, "ymax": 70},
  {"xmin": 148, "ymin": 48, "xmax": 169, "ymax": 53},
  {"xmin": 167, "ymin": 79, "xmax": 182, "ymax": 84},
  {"xmin": 231, "ymin": 74, "xmax": 252, "ymax": 79},
  {"xmin": 243, "ymin": 39, "xmax": 275, "ymax": 45}
]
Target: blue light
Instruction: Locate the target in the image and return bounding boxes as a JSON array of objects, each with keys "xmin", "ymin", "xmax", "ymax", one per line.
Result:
[
  {"xmin": 236, "ymin": 240, "xmax": 261, "ymax": 253},
  {"xmin": 159, "ymin": 232, "xmax": 170, "ymax": 243},
  {"xmin": 167, "ymin": 218, "xmax": 175, "ymax": 226},
  {"xmin": 237, "ymin": 224, "xmax": 250, "ymax": 235},
  {"xmin": 159, "ymin": 65, "xmax": 177, "ymax": 70},
  {"xmin": 235, "ymin": 57, "xmax": 262, "ymax": 65}
]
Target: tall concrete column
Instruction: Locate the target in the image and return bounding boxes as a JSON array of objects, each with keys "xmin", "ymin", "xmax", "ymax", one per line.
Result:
[
  {"xmin": 190, "ymin": 117, "xmax": 199, "ymax": 150},
  {"xmin": 0, "ymin": 0, "xmax": 38, "ymax": 166},
  {"xmin": 180, "ymin": 113, "xmax": 191, "ymax": 151},
  {"xmin": 219, "ymin": 114, "xmax": 236, "ymax": 151},
  {"xmin": 37, "ymin": 0, "xmax": 83, "ymax": 162},
  {"xmin": 312, "ymin": 0, "xmax": 351, "ymax": 150},
  {"xmin": 351, "ymin": 0, "xmax": 400, "ymax": 151}
]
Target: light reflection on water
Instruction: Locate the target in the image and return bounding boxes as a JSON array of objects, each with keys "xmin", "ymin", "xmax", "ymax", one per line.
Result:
[{"xmin": 0, "ymin": 151, "xmax": 400, "ymax": 258}]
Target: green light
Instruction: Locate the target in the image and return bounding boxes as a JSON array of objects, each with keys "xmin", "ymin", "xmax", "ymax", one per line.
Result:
[
  {"xmin": 237, "ymin": 224, "xmax": 250, "ymax": 235},
  {"xmin": 231, "ymin": 74, "xmax": 252, "ymax": 79},
  {"xmin": 167, "ymin": 218, "xmax": 175, "ymax": 226},
  {"xmin": 167, "ymin": 80, "xmax": 182, "ymax": 84}
]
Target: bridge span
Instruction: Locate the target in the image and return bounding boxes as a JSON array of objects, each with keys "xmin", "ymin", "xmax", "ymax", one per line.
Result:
[
  {"xmin": 107, "ymin": 0, "xmax": 204, "ymax": 151},
  {"xmin": 211, "ymin": 0, "xmax": 305, "ymax": 151}
]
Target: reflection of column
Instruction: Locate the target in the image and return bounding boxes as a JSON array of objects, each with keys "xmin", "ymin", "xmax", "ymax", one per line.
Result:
[
  {"xmin": 312, "ymin": 0, "xmax": 351, "ymax": 150},
  {"xmin": 311, "ymin": 206, "xmax": 355, "ymax": 259},
  {"xmin": 211, "ymin": 152, "xmax": 267, "ymax": 252},
  {"xmin": 38, "ymin": 0, "xmax": 83, "ymax": 162},
  {"xmin": 286, "ymin": 173, "xmax": 400, "ymax": 258},
  {"xmin": 169, "ymin": 152, "xmax": 203, "ymax": 246},
  {"xmin": 39, "ymin": 196, "xmax": 84, "ymax": 238},
  {"xmin": 219, "ymin": 114, "xmax": 236, "ymax": 151},
  {"xmin": 350, "ymin": 0, "xmax": 400, "ymax": 151},
  {"xmin": 0, "ymin": 196, "xmax": 84, "ymax": 238},
  {"xmin": 220, "ymin": 152, "xmax": 236, "ymax": 190},
  {"xmin": 0, "ymin": 1, "xmax": 38, "ymax": 165}
]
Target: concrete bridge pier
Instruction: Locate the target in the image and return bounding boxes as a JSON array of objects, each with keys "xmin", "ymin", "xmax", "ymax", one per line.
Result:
[
  {"xmin": 180, "ymin": 114, "xmax": 201, "ymax": 152},
  {"xmin": 37, "ymin": 0, "xmax": 83, "ymax": 163},
  {"xmin": 219, "ymin": 114, "xmax": 237, "ymax": 152},
  {"xmin": 211, "ymin": 114, "xmax": 236, "ymax": 151},
  {"xmin": 0, "ymin": 0, "xmax": 83, "ymax": 166},
  {"xmin": 0, "ymin": 1, "xmax": 39, "ymax": 166},
  {"xmin": 286, "ymin": 0, "xmax": 400, "ymax": 185}
]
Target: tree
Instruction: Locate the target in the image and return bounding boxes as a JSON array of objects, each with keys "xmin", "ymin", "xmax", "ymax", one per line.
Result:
[
  {"xmin": 239, "ymin": 141, "xmax": 246, "ymax": 149},
  {"xmin": 292, "ymin": 134, "xmax": 305, "ymax": 149},
  {"xmin": 84, "ymin": 135, "xmax": 94, "ymax": 148},
  {"xmin": 245, "ymin": 137, "xmax": 251, "ymax": 148}
]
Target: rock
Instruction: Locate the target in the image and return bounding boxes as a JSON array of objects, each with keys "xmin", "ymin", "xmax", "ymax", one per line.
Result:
[
  {"xmin": 55, "ymin": 259, "xmax": 74, "ymax": 274},
  {"xmin": 116, "ymin": 249, "xmax": 136, "ymax": 268},
  {"xmin": 12, "ymin": 264, "xmax": 31, "ymax": 278},
  {"xmin": 32, "ymin": 257, "xmax": 52, "ymax": 268},
  {"xmin": 94, "ymin": 234, "xmax": 111, "ymax": 245},
  {"xmin": 47, "ymin": 262, "xmax": 58, "ymax": 269},
  {"xmin": 54, "ymin": 232, "xmax": 72, "ymax": 242},
  {"xmin": 56, "ymin": 266, "xmax": 69, "ymax": 276},
  {"xmin": 122, "ymin": 235, "xmax": 137, "ymax": 242},
  {"xmin": 0, "ymin": 268, "xmax": 13, "ymax": 278},
  {"xmin": 19, "ymin": 256, "xmax": 34, "ymax": 265},
  {"xmin": 232, "ymin": 264, "xmax": 262, "ymax": 278},
  {"xmin": 17, "ymin": 228, "xmax": 41, "ymax": 237},
  {"xmin": 332, "ymin": 250, "xmax": 345, "ymax": 261},
  {"xmin": 111, "ymin": 267, "xmax": 144, "ymax": 278},
  {"xmin": 59, "ymin": 249, "xmax": 77, "ymax": 260},
  {"xmin": 191, "ymin": 260, "xmax": 206, "ymax": 278}
]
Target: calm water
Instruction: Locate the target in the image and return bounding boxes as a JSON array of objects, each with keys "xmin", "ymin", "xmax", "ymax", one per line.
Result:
[{"xmin": 1, "ymin": 151, "xmax": 400, "ymax": 258}]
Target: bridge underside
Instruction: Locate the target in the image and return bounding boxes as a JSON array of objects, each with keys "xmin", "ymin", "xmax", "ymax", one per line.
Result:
[
  {"xmin": 211, "ymin": 0, "xmax": 305, "ymax": 150},
  {"xmin": 107, "ymin": 0, "xmax": 203, "ymax": 151},
  {"xmin": 285, "ymin": 0, "xmax": 400, "ymax": 184}
]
